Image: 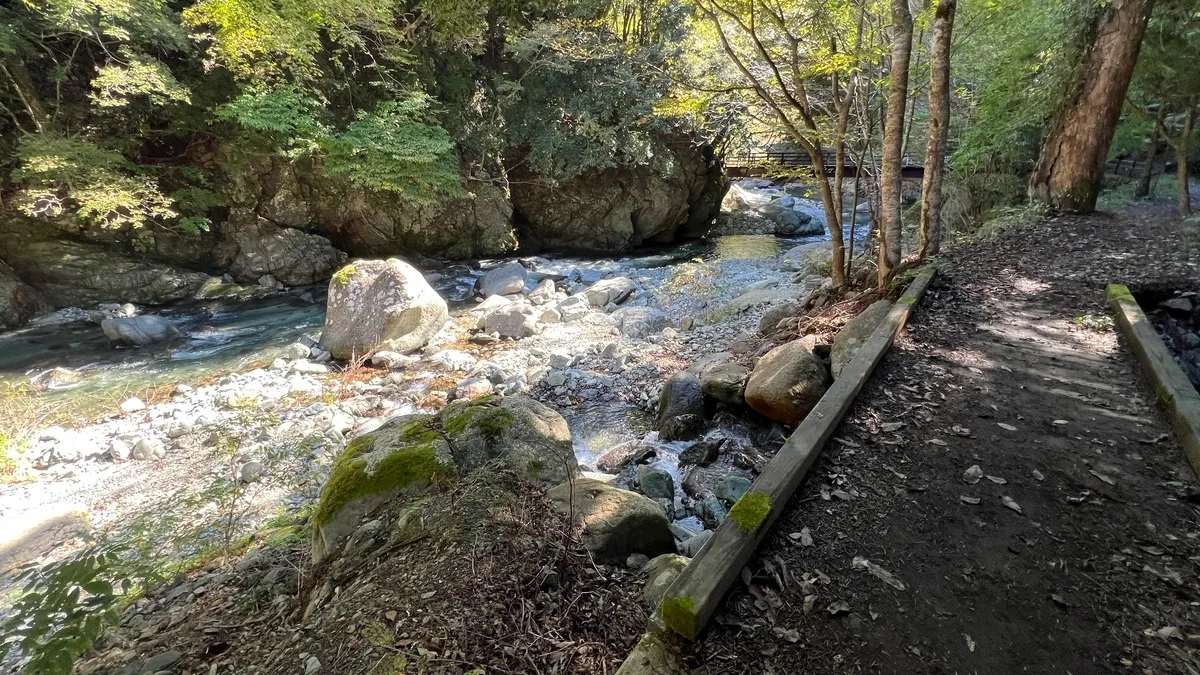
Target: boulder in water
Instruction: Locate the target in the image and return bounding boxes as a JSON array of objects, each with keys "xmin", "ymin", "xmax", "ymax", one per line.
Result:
[
  {"xmin": 744, "ymin": 339, "xmax": 830, "ymax": 425},
  {"xmin": 830, "ymin": 300, "xmax": 893, "ymax": 378},
  {"xmin": 101, "ymin": 316, "xmax": 182, "ymax": 346},
  {"xmin": 476, "ymin": 262, "xmax": 528, "ymax": 298},
  {"xmin": 319, "ymin": 259, "xmax": 448, "ymax": 359},
  {"xmin": 657, "ymin": 371, "xmax": 705, "ymax": 441}
]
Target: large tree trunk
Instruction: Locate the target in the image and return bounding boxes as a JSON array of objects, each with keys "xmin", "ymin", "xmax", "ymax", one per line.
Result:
[
  {"xmin": 1028, "ymin": 0, "xmax": 1156, "ymax": 213},
  {"xmin": 878, "ymin": 0, "xmax": 913, "ymax": 286},
  {"xmin": 1173, "ymin": 108, "xmax": 1193, "ymax": 215},
  {"xmin": 1134, "ymin": 133, "xmax": 1158, "ymax": 198},
  {"xmin": 918, "ymin": 0, "xmax": 956, "ymax": 260}
]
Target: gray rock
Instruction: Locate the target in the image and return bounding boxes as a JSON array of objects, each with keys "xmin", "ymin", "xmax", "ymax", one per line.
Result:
[
  {"xmin": 284, "ymin": 342, "xmax": 312, "ymax": 360},
  {"xmin": 744, "ymin": 339, "xmax": 830, "ymax": 425},
  {"xmin": 584, "ymin": 277, "xmax": 638, "ymax": 307},
  {"xmin": 370, "ymin": 351, "xmax": 417, "ymax": 370},
  {"xmin": 452, "ymin": 376, "xmax": 494, "ymax": 401},
  {"xmin": 548, "ymin": 479, "xmax": 675, "ymax": 564},
  {"xmin": 227, "ymin": 217, "xmax": 345, "ymax": 286},
  {"xmin": 120, "ymin": 397, "xmax": 147, "ymax": 413},
  {"xmin": 141, "ymin": 649, "xmax": 182, "ymax": 674},
  {"xmin": 636, "ymin": 465, "xmax": 675, "ymax": 501},
  {"xmin": 627, "ymin": 552, "xmax": 650, "ymax": 569},
  {"xmin": 30, "ymin": 367, "xmax": 87, "ymax": 389},
  {"xmin": 1161, "ymin": 297, "xmax": 1194, "ymax": 314},
  {"xmin": 477, "ymin": 262, "xmax": 528, "ymax": 297},
  {"xmin": 132, "ymin": 437, "xmax": 165, "ymax": 461},
  {"xmin": 678, "ymin": 438, "xmax": 723, "ymax": 467},
  {"xmin": 319, "ymin": 259, "xmax": 448, "ymax": 359},
  {"xmin": 830, "ymin": 300, "xmax": 893, "ymax": 378},
  {"xmin": 304, "ymin": 655, "xmax": 321, "ymax": 675},
  {"xmin": 238, "ymin": 461, "xmax": 264, "ymax": 483},
  {"xmin": 700, "ymin": 362, "xmax": 749, "ymax": 405},
  {"xmin": 612, "ymin": 306, "xmax": 670, "ymax": 339},
  {"xmin": 694, "ymin": 494, "xmax": 727, "ymax": 529},
  {"xmin": 0, "ymin": 260, "xmax": 51, "ymax": 329},
  {"xmin": 680, "ymin": 529, "xmax": 714, "ymax": 557},
  {"xmin": 437, "ymin": 396, "xmax": 577, "ymax": 483},
  {"xmin": 557, "ymin": 294, "xmax": 592, "ymax": 322},
  {"xmin": 657, "ymin": 371, "xmax": 705, "ymax": 441},
  {"xmin": 759, "ymin": 299, "xmax": 802, "ymax": 334},
  {"xmin": 109, "ymin": 438, "xmax": 133, "ymax": 461},
  {"xmin": 548, "ymin": 350, "xmax": 574, "ymax": 369},
  {"xmin": 101, "ymin": 316, "xmax": 182, "ymax": 346},
  {"xmin": 528, "ymin": 278, "xmax": 558, "ymax": 304},
  {"xmin": 715, "ymin": 475, "xmax": 752, "ymax": 504},
  {"xmin": 477, "ymin": 302, "xmax": 540, "ymax": 339},
  {"xmin": 642, "ymin": 553, "xmax": 690, "ymax": 611}
]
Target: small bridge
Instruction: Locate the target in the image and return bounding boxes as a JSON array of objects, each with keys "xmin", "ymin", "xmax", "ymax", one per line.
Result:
[{"xmin": 725, "ymin": 149, "xmax": 925, "ymax": 179}]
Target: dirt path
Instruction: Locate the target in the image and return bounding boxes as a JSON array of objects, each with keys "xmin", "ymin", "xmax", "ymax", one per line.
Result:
[{"xmin": 691, "ymin": 207, "xmax": 1200, "ymax": 674}]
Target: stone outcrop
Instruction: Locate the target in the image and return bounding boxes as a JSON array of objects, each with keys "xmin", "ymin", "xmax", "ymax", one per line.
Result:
[
  {"xmin": 319, "ymin": 259, "xmax": 448, "ymax": 359},
  {"xmin": 0, "ymin": 260, "xmax": 50, "ymax": 329},
  {"xmin": 657, "ymin": 371, "xmax": 705, "ymax": 441},
  {"xmin": 509, "ymin": 135, "xmax": 728, "ymax": 252},
  {"xmin": 226, "ymin": 218, "xmax": 346, "ymax": 286}
]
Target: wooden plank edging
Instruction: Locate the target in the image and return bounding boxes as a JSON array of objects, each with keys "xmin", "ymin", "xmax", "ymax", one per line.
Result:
[
  {"xmin": 649, "ymin": 266, "xmax": 937, "ymax": 642},
  {"xmin": 1107, "ymin": 284, "xmax": 1200, "ymax": 478}
]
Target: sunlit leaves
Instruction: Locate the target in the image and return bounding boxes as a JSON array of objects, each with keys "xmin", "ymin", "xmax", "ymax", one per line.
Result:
[{"xmin": 90, "ymin": 51, "xmax": 191, "ymax": 107}]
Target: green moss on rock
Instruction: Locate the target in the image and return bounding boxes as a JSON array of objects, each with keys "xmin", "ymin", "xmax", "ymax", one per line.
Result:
[
  {"xmin": 440, "ymin": 397, "xmax": 515, "ymax": 440},
  {"xmin": 332, "ymin": 263, "xmax": 357, "ymax": 286},
  {"xmin": 313, "ymin": 428, "xmax": 453, "ymax": 528},
  {"xmin": 660, "ymin": 595, "xmax": 697, "ymax": 639},
  {"xmin": 728, "ymin": 492, "xmax": 771, "ymax": 533},
  {"xmin": 1106, "ymin": 283, "xmax": 1135, "ymax": 304}
]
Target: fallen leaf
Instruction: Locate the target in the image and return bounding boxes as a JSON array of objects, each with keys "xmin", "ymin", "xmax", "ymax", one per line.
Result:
[
  {"xmin": 1148, "ymin": 626, "xmax": 1182, "ymax": 640},
  {"xmin": 964, "ymin": 634, "xmax": 976, "ymax": 652},
  {"xmin": 1001, "ymin": 496, "xmax": 1022, "ymax": 514},
  {"xmin": 961, "ymin": 495, "xmax": 981, "ymax": 505},
  {"xmin": 1140, "ymin": 545, "xmax": 1165, "ymax": 556},
  {"xmin": 852, "ymin": 556, "xmax": 906, "ymax": 591},
  {"xmin": 986, "ymin": 475, "xmax": 1008, "ymax": 485},
  {"xmin": 799, "ymin": 527, "xmax": 813, "ymax": 547},
  {"xmin": 952, "ymin": 425, "xmax": 972, "ymax": 436},
  {"xmin": 928, "ymin": 438, "xmax": 948, "ymax": 447},
  {"xmin": 831, "ymin": 489, "xmax": 853, "ymax": 501},
  {"xmin": 826, "ymin": 600, "xmax": 850, "ymax": 615},
  {"xmin": 1051, "ymin": 593, "xmax": 1069, "ymax": 607},
  {"xmin": 1052, "ymin": 419, "xmax": 1069, "ymax": 425},
  {"xmin": 1089, "ymin": 469, "xmax": 1117, "ymax": 486},
  {"xmin": 880, "ymin": 422, "xmax": 905, "ymax": 432},
  {"xmin": 1032, "ymin": 469, "xmax": 1045, "ymax": 481},
  {"xmin": 420, "ymin": 591, "xmax": 436, "ymax": 600},
  {"xmin": 963, "ymin": 465, "xmax": 983, "ymax": 484},
  {"xmin": 997, "ymin": 423, "xmax": 1018, "ymax": 431},
  {"xmin": 773, "ymin": 626, "xmax": 800, "ymax": 643}
]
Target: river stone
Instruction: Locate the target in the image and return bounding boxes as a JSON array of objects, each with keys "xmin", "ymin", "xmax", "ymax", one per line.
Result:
[
  {"xmin": 284, "ymin": 342, "xmax": 312, "ymax": 360},
  {"xmin": 715, "ymin": 475, "xmax": 752, "ymax": 503},
  {"xmin": 0, "ymin": 260, "xmax": 50, "ymax": 329},
  {"xmin": 131, "ymin": 437, "xmax": 165, "ymax": 461},
  {"xmin": 636, "ymin": 465, "xmax": 675, "ymax": 501},
  {"xmin": 437, "ymin": 396, "xmax": 577, "ymax": 483},
  {"xmin": 319, "ymin": 259, "xmax": 448, "ymax": 359},
  {"xmin": 528, "ymin": 278, "xmax": 558, "ymax": 304},
  {"xmin": 657, "ymin": 371, "xmax": 705, "ymax": 441},
  {"xmin": 370, "ymin": 351, "xmax": 418, "ymax": 370},
  {"xmin": 694, "ymin": 494, "xmax": 727, "ymax": 529},
  {"xmin": 557, "ymin": 294, "xmax": 592, "ymax": 322},
  {"xmin": 477, "ymin": 262, "xmax": 528, "ymax": 297},
  {"xmin": 547, "ymin": 479, "xmax": 675, "ymax": 563},
  {"xmin": 612, "ymin": 306, "xmax": 670, "ymax": 339},
  {"xmin": 30, "ymin": 367, "xmax": 87, "ymax": 389},
  {"xmin": 1160, "ymin": 297, "xmax": 1194, "ymax": 314},
  {"xmin": 830, "ymin": 300, "xmax": 893, "ymax": 379},
  {"xmin": 700, "ymin": 362, "xmax": 749, "ymax": 405},
  {"xmin": 595, "ymin": 439, "xmax": 657, "ymax": 473},
  {"xmin": 759, "ymin": 299, "xmax": 803, "ymax": 334},
  {"xmin": 680, "ymin": 529, "xmax": 714, "ymax": 557},
  {"xmin": 101, "ymin": 316, "xmax": 182, "ymax": 346},
  {"xmin": 476, "ymin": 302, "xmax": 540, "ymax": 339},
  {"xmin": 744, "ymin": 340, "xmax": 830, "ymax": 425},
  {"xmin": 643, "ymin": 554, "xmax": 690, "ymax": 611},
  {"xmin": 678, "ymin": 438, "xmax": 723, "ymax": 467},
  {"xmin": 583, "ymin": 277, "xmax": 638, "ymax": 307},
  {"xmin": 141, "ymin": 649, "xmax": 183, "ymax": 674},
  {"xmin": 451, "ymin": 376, "xmax": 494, "ymax": 401}
]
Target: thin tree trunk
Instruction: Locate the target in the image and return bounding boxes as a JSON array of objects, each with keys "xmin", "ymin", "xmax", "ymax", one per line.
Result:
[
  {"xmin": 878, "ymin": 0, "xmax": 913, "ymax": 286},
  {"xmin": 847, "ymin": 161, "xmax": 862, "ymax": 280},
  {"xmin": 1134, "ymin": 133, "xmax": 1158, "ymax": 198},
  {"xmin": 1, "ymin": 54, "xmax": 47, "ymax": 131},
  {"xmin": 1028, "ymin": 0, "xmax": 1156, "ymax": 212},
  {"xmin": 918, "ymin": 0, "xmax": 956, "ymax": 259},
  {"xmin": 1174, "ymin": 108, "xmax": 1193, "ymax": 215},
  {"xmin": 900, "ymin": 28, "xmax": 926, "ymax": 162}
]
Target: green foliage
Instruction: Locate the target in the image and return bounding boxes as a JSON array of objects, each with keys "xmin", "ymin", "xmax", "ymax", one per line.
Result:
[
  {"xmin": 0, "ymin": 543, "xmax": 133, "ymax": 675},
  {"xmin": 323, "ymin": 97, "xmax": 464, "ymax": 200},
  {"xmin": 12, "ymin": 134, "xmax": 176, "ymax": 229},
  {"xmin": 90, "ymin": 51, "xmax": 191, "ymax": 108},
  {"xmin": 215, "ymin": 85, "xmax": 325, "ymax": 152}
]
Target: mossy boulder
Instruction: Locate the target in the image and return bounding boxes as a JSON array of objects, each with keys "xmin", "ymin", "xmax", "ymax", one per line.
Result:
[
  {"xmin": 830, "ymin": 300, "xmax": 893, "ymax": 378},
  {"xmin": 313, "ymin": 396, "xmax": 578, "ymax": 562},
  {"xmin": 548, "ymin": 478, "xmax": 676, "ymax": 564},
  {"xmin": 319, "ymin": 258, "xmax": 448, "ymax": 359},
  {"xmin": 312, "ymin": 417, "xmax": 455, "ymax": 562}
]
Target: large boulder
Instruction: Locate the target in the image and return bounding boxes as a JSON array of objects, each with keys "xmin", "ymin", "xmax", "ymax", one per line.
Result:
[
  {"xmin": 101, "ymin": 316, "xmax": 183, "ymax": 345},
  {"xmin": 437, "ymin": 396, "xmax": 577, "ymax": 483},
  {"xmin": 657, "ymin": 372, "xmax": 705, "ymax": 441},
  {"xmin": 700, "ymin": 362, "xmax": 749, "ymax": 405},
  {"xmin": 476, "ymin": 302, "xmax": 541, "ymax": 338},
  {"xmin": 831, "ymin": 300, "xmax": 893, "ymax": 378},
  {"xmin": 584, "ymin": 277, "xmax": 639, "ymax": 307},
  {"xmin": 744, "ymin": 340, "xmax": 830, "ymax": 425},
  {"xmin": 319, "ymin": 259, "xmax": 448, "ymax": 359},
  {"xmin": 0, "ymin": 261, "xmax": 51, "ymax": 328},
  {"xmin": 226, "ymin": 218, "xmax": 346, "ymax": 286},
  {"xmin": 548, "ymin": 479, "xmax": 676, "ymax": 563},
  {"xmin": 509, "ymin": 134, "xmax": 728, "ymax": 252},
  {"xmin": 313, "ymin": 396, "xmax": 577, "ymax": 562},
  {"xmin": 477, "ymin": 262, "xmax": 528, "ymax": 297},
  {"xmin": 612, "ymin": 306, "xmax": 670, "ymax": 339}
]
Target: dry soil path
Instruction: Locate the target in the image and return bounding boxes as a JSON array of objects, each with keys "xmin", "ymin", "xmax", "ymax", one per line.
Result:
[{"xmin": 690, "ymin": 206, "xmax": 1200, "ymax": 674}]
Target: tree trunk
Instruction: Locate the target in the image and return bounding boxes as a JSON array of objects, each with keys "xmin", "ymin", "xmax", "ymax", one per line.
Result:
[
  {"xmin": 1174, "ymin": 108, "xmax": 1193, "ymax": 215},
  {"xmin": 1028, "ymin": 0, "xmax": 1156, "ymax": 213},
  {"xmin": 1134, "ymin": 133, "xmax": 1158, "ymax": 198},
  {"xmin": 918, "ymin": 0, "xmax": 956, "ymax": 260},
  {"xmin": 847, "ymin": 160, "xmax": 862, "ymax": 279},
  {"xmin": 1, "ymin": 53, "xmax": 47, "ymax": 131},
  {"xmin": 878, "ymin": 0, "xmax": 913, "ymax": 286}
]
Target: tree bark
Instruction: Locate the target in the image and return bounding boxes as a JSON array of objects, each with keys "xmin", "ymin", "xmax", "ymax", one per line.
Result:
[
  {"xmin": 1028, "ymin": 0, "xmax": 1156, "ymax": 213},
  {"xmin": 1, "ymin": 53, "xmax": 47, "ymax": 132},
  {"xmin": 918, "ymin": 0, "xmax": 956, "ymax": 259},
  {"xmin": 1134, "ymin": 133, "xmax": 1158, "ymax": 198},
  {"xmin": 878, "ymin": 0, "xmax": 913, "ymax": 286},
  {"xmin": 1172, "ymin": 108, "xmax": 1193, "ymax": 215}
]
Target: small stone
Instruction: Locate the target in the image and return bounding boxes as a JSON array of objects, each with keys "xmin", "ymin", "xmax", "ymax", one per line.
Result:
[
  {"xmin": 120, "ymin": 397, "xmax": 147, "ymax": 413},
  {"xmin": 715, "ymin": 475, "xmax": 752, "ymax": 504},
  {"xmin": 962, "ymin": 465, "xmax": 983, "ymax": 484},
  {"xmin": 238, "ymin": 461, "xmax": 264, "ymax": 483},
  {"xmin": 626, "ymin": 553, "xmax": 650, "ymax": 569},
  {"xmin": 304, "ymin": 655, "xmax": 321, "ymax": 675},
  {"xmin": 141, "ymin": 649, "xmax": 182, "ymax": 673},
  {"xmin": 284, "ymin": 342, "xmax": 311, "ymax": 360}
]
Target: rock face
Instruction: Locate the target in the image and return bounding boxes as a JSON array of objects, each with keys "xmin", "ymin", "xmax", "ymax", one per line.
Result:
[
  {"xmin": 226, "ymin": 218, "xmax": 346, "ymax": 286},
  {"xmin": 319, "ymin": 259, "xmax": 448, "ymax": 359},
  {"xmin": 830, "ymin": 300, "xmax": 893, "ymax": 378},
  {"xmin": 313, "ymin": 396, "xmax": 577, "ymax": 562},
  {"xmin": 477, "ymin": 262, "xmax": 528, "ymax": 297},
  {"xmin": 547, "ymin": 479, "xmax": 675, "ymax": 563},
  {"xmin": 101, "ymin": 316, "xmax": 183, "ymax": 346},
  {"xmin": 658, "ymin": 372, "xmax": 705, "ymax": 441},
  {"xmin": 0, "ymin": 260, "xmax": 50, "ymax": 329},
  {"xmin": 744, "ymin": 340, "xmax": 830, "ymax": 425},
  {"xmin": 509, "ymin": 135, "xmax": 728, "ymax": 252}
]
